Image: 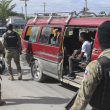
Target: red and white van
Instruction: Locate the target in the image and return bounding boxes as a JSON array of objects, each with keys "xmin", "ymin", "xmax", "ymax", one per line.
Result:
[{"xmin": 21, "ymin": 12, "xmax": 110, "ymax": 88}]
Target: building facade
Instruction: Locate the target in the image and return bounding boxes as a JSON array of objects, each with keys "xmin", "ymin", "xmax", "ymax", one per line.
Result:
[{"xmin": 6, "ymin": 16, "xmax": 26, "ymax": 29}]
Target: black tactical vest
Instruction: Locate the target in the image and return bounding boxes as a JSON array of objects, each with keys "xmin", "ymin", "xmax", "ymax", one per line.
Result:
[
  {"xmin": 6, "ymin": 31, "xmax": 18, "ymax": 48},
  {"xmin": 89, "ymin": 56, "xmax": 110, "ymax": 110}
]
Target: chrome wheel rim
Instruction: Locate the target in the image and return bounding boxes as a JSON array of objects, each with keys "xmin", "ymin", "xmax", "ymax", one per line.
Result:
[{"xmin": 33, "ymin": 64, "xmax": 40, "ymax": 78}]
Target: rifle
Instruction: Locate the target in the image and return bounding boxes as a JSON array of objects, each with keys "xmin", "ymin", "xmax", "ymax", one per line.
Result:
[{"xmin": 65, "ymin": 90, "xmax": 79, "ymax": 110}]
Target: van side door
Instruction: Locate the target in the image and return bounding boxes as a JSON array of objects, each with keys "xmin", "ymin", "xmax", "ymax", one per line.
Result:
[{"xmin": 35, "ymin": 25, "xmax": 64, "ymax": 79}]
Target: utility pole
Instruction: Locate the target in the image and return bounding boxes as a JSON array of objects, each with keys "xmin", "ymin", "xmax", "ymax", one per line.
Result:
[
  {"xmin": 85, "ymin": 0, "xmax": 87, "ymax": 12},
  {"xmin": 44, "ymin": 2, "xmax": 46, "ymax": 13},
  {"xmin": 20, "ymin": 0, "xmax": 29, "ymax": 21},
  {"xmin": 21, "ymin": 7, "xmax": 23, "ymax": 14}
]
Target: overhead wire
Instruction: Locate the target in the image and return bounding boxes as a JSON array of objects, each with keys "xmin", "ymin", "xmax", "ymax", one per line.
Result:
[
  {"xmin": 16, "ymin": 1, "xmax": 82, "ymax": 11},
  {"xmin": 87, "ymin": 0, "xmax": 110, "ymax": 11},
  {"xmin": 15, "ymin": 1, "xmax": 110, "ymax": 15}
]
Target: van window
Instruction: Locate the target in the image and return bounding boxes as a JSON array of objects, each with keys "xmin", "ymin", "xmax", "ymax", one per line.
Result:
[
  {"xmin": 39, "ymin": 27, "xmax": 51, "ymax": 44},
  {"xmin": 24, "ymin": 26, "xmax": 40, "ymax": 43},
  {"xmin": 39, "ymin": 27, "xmax": 62, "ymax": 46},
  {"xmin": 65, "ymin": 27, "xmax": 73, "ymax": 36}
]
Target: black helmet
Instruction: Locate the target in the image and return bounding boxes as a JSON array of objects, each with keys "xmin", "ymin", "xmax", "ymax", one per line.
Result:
[
  {"xmin": 6, "ymin": 24, "xmax": 13, "ymax": 30},
  {"xmin": 97, "ymin": 21, "xmax": 110, "ymax": 51}
]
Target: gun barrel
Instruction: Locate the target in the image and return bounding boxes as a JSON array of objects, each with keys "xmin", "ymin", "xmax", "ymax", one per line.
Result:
[
  {"xmin": 65, "ymin": 90, "xmax": 79, "ymax": 110},
  {"xmin": 0, "ymin": 76, "xmax": 2, "ymax": 80}
]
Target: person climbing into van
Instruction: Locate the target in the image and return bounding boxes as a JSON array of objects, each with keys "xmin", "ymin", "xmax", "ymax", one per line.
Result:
[
  {"xmin": 66, "ymin": 32, "xmax": 91, "ymax": 78},
  {"xmin": 51, "ymin": 28, "xmax": 61, "ymax": 46}
]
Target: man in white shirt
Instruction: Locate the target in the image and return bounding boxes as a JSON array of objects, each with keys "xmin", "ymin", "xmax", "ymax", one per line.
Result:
[
  {"xmin": 82, "ymin": 41, "xmax": 91, "ymax": 59},
  {"xmin": 66, "ymin": 32, "xmax": 91, "ymax": 78}
]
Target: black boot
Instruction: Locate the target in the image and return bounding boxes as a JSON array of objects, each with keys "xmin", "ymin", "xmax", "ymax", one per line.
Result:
[{"xmin": 64, "ymin": 72, "xmax": 76, "ymax": 78}]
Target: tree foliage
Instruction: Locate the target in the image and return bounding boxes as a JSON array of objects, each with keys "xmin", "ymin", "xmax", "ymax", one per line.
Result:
[
  {"xmin": 108, "ymin": 13, "xmax": 110, "ymax": 17},
  {"xmin": 99, "ymin": 11, "xmax": 106, "ymax": 15},
  {"xmin": 10, "ymin": 11, "xmax": 24, "ymax": 18},
  {"xmin": 82, "ymin": 7, "xmax": 89, "ymax": 12},
  {"xmin": 0, "ymin": 0, "xmax": 16, "ymax": 26},
  {"xmin": 98, "ymin": 11, "xmax": 107, "ymax": 17},
  {"xmin": 99, "ymin": 11, "xmax": 106, "ymax": 14},
  {"xmin": 79, "ymin": 7, "xmax": 89, "ymax": 15},
  {"xmin": 44, "ymin": 13, "xmax": 49, "ymax": 16},
  {"xmin": 27, "ymin": 16, "xmax": 34, "ymax": 21}
]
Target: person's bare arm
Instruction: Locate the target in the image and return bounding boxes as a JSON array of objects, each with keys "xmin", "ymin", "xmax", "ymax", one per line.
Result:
[
  {"xmin": 72, "ymin": 49, "xmax": 81, "ymax": 57},
  {"xmin": 78, "ymin": 51, "xmax": 84, "ymax": 58}
]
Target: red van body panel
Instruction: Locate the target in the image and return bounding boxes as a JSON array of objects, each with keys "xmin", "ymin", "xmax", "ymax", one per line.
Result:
[
  {"xmin": 69, "ymin": 17, "xmax": 110, "ymax": 26},
  {"xmin": 21, "ymin": 24, "xmax": 64, "ymax": 63},
  {"xmin": 91, "ymin": 31, "xmax": 102, "ymax": 61},
  {"xmin": 27, "ymin": 17, "xmax": 110, "ymax": 26},
  {"xmin": 27, "ymin": 18, "xmax": 67, "ymax": 25},
  {"xmin": 23, "ymin": 17, "xmax": 110, "ymax": 63},
  {"xmin": 20, "ymin": 15, "xmax": 110, "ymax": 87}
]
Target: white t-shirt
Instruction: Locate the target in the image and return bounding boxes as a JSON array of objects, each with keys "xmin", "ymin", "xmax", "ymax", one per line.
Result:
[{"xmin": 81, "ymin": 41, "xmax": 92, "ymax": 59}]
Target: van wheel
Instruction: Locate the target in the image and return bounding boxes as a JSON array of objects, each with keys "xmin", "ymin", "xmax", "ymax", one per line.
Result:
[{"xmin": 31, "ymin": 60, "xmax": 46, "ymax": 82}]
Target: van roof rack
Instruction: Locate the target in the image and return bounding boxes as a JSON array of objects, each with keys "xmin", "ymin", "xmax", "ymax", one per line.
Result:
[
  {"xmin": 33, "ymin": 11, "xmax": 77, "ymax": 25},
  {"xmin": 96, "ymin": 14, "xmax": 106, "ymax": 17},
  {"xmin": 77, "ymin": 11, "xmax": 97, "ymax": 17},
  {"xmin": 33, "ymin": 11, "xmax": 107, "ymax": 25},
  {"xmin": 77, "ymin": 11, "xmax": 107, "ymax": 17}
]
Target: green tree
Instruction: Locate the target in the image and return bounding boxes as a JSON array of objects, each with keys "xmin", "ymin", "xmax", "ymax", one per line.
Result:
[
  {"xmin": 79, "ymin": 7, "xmax": 89, "ymax": 16},
  {"xmin": 98, "ymin": 11, "xmax": 106, "ymax": 17},
  {"xmin": 17, "ymin": 13, "xmax": 24, "ymax": 18},
  {"xmin": 82, "ymin": 7, "xmax": 89, "ymax": 12},
  {"xmin": 99, "ymin": 11, "xmax": 106, "ymax": 14},
  {"xmin": 10, "ymin": 11, "xmax": 24, "ymax": 18},
  {"xmin": 44, "ymin": 13, "xmax": 49, "ymax": 16},
  {"xmin": 0, "ymin": 0, "xmax": 16, "ymax": 26},
  {"xmin": 108, "ymin": 13, "xmax": 110, "ymax": 17},
  {"xmin": 27, "ymin": 16, "xmax": 34, "ymax": 21}
]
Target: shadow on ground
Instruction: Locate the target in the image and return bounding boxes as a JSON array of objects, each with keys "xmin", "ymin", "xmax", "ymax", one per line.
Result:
[
  {"xmin": 4, "ymin": 96, "xmax": 70, "ymax": 106},
  {"xmin": 2, "ymin": 68, "xmax": 31, "ymax": 76},
  {"xmin": 2, "ymin": 63, "xmax": 79, "ymax": 92}
]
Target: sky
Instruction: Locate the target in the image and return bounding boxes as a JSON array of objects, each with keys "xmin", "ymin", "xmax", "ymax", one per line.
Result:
[{"xmin": 10, "ymin": 0, "xmax": 110, "ymax": 16}]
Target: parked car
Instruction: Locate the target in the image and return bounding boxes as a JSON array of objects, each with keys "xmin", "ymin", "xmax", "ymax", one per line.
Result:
[
  {"xmin": 0, "ymin": 27, "xmax": 7, "ymax": 41},
  {"xmin": 20, "ymin": 12, "xmax": 110, "ymax": 88}
]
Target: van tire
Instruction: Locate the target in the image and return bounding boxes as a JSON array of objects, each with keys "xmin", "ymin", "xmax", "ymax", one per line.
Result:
[{"xmin": 31, "ymin": 60, "xmax": 46, "ymax": 82}]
